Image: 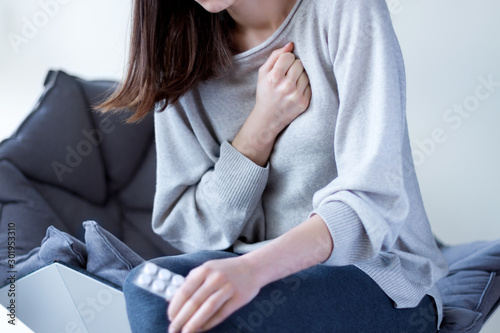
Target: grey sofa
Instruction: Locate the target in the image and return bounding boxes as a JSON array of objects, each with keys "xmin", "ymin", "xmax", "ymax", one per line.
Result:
[
  {"xmin": 0, "ymin": 69, "xmax": 180, "ymax": 261},
  {"xmin": 0, "ymin": 69, "xmax": 499, "ymax": 333}
]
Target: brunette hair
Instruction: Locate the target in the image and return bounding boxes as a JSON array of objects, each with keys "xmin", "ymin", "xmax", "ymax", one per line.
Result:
[{"xmin": 95, "ymin": 1, "xmax": 236, "ymax": 122}]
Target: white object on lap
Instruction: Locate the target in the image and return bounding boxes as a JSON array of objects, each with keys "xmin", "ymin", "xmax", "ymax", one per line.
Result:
[{"xmin": 133, "ymin": 262, "xmax": 185, "ymax": 301}]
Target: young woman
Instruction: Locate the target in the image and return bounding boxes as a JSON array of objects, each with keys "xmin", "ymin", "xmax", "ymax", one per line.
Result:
[{"xmin": 98, "ymin": 0, "xmax": 449, "ymax": 332}]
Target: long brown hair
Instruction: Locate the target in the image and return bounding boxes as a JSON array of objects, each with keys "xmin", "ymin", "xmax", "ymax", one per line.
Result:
[{"xmin": 96, "ymin": 1, "xmax": 236, "ymax": 122}]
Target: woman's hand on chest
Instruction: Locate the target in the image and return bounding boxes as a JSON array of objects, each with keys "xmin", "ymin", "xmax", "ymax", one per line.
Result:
[{"xmin": 231, "ymin": 41, "xmax": 312, "ymax": 167}]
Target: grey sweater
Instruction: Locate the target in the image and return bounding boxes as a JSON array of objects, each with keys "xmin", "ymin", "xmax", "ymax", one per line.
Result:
[{"xmin": 152, "ymin": 0, "xmax": 449, "ymax": 327}]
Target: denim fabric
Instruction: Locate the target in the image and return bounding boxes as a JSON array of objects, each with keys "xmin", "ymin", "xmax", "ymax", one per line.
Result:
[
  {"xmin": 0, "ymin": 225, "xmax": 87, "ymax": 287},
  {"xmin": 0, "ymin": 222, "xmax": 146, "ymax": 289},
  {"xmin": 124, "ymin": 250, "xmax": 437, "ymax": 333},
  {"xmin": 84, "ymin": 220, "xmax": 145, "ymax": 287}
]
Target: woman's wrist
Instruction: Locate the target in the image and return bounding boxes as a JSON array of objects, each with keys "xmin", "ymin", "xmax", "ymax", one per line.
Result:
[
  {"xmin": 231, "ymin": 108, "xmax": 278, "ymax": 167},
  {"xmin": 238, "ymin": 251, "xmax": 274, "ymax": 289},
  {"xmin": 237, "ymin": 214, "xmax": 334, "ymax": 289}
]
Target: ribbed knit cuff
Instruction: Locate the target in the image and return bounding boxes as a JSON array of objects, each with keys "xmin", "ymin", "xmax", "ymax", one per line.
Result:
[
  {"xmin": 210, "ymin": 140, "xmax": 269, "ymax": 209},
  {"xmin": 309, "ymin": 201, "xmax": 366, "ymax": 266}
]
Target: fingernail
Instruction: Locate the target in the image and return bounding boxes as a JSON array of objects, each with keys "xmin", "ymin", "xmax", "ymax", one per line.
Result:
[{"xmin": 168, "ymin": 325, "xmax": 177, "ymax": 333}]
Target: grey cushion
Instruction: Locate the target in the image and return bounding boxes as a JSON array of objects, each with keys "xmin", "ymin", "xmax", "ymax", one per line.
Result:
[
  {"xmin": 84, "ymin": 220, "xmax": 144, "ymax": 287},
  {"xmin": 438, "ymin": 240, "xmax": 500, "ymax": 333}
]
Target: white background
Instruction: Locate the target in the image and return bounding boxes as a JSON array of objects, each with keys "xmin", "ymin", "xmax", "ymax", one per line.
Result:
[{"xmin": 0, "ymin": 0, "xmax": 499, "ymax": 331}]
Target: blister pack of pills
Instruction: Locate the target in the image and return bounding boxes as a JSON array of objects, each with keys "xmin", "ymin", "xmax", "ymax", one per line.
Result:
[{"xmin": 133, "ymin": 262, "xmax": 185, "ymax": 301}]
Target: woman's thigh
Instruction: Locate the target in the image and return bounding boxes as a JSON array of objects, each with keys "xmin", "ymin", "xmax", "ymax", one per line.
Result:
[{"xmin": 123, "ymin": 250, "xmax": 437, "ymax": 333}]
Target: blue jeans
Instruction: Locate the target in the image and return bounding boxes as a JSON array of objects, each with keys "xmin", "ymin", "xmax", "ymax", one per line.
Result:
[{"xmin": 123, "ymin": 250, "xmax": 437, "ymax": 333}]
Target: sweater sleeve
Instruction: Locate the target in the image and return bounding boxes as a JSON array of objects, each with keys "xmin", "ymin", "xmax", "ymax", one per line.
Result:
[
  {"xmin": 152, "ymin": 104, "xmax": 269, "ymax": 253},
  {"xmin": 309, "ymin": 0, "xmax": 410, "ymax": 266}
]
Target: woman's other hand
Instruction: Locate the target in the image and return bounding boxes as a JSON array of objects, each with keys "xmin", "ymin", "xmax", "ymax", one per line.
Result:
[
  {"xmin": 166, "ymin": 256, "xmax": 262, "ymax": 333},
  {"xmin": 232, "ymin": 41, "xmax": 312, "ymax": 166},
  {"xmin": 255, "ymin": 41, "xmax": 312, "ymax": 135}
]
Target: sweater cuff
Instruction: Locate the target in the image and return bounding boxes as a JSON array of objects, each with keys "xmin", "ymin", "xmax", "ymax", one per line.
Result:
[
  {"xmin": 210, "ymin": 140, "xmax": 269, "ymax": 209},
  {"xmin": 309, "ymin": 201, "xmax": 366, "ymax": 266}
]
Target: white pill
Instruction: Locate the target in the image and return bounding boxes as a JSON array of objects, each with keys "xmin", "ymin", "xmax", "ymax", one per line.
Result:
[
  {"xmin": 165, "ymin": 285, "xmax": 178, "ymax": 301},
  {"xmin": 158, "ymin": 269, "xmax": 172, "ymax": 281},
  {"xmin": 172, "ymin": 275, "xmax": 185, "ymax": 287},
  {"xmin": 152, "ymin": 279, "xmax": 167, "ymax": 293},
  {"xmin": 137, "ymin": 274, "xmax": 152, "ymax": 287},
  {"xmin": 144, "ymin": 262, "xmax": 158, "ymax": 275}
]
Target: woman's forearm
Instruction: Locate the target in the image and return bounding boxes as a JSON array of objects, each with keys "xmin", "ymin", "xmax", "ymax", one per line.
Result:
[
  {"xmin": 166, "ymin": 214, "xmax": 333, "ymax": 333},
  {"xmin": 241, "ymin": 214, "xmax": 334, "ymax": 288}
]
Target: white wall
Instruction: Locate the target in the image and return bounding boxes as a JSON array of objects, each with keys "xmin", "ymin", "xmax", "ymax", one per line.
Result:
[
  {"xmin": 0, "ymin": 0, "xmax": 131, "ymax": 140},
  {"xmin": 0, "ymin": 0, "xmax": 499, "ymax": 331},
  {"xmin": 390, "ymin": 0, "xmax": 500, "ymax": 246},
  {"xmin": 390, "ymin": 1, "xmax": 500, "ymax": 331}
]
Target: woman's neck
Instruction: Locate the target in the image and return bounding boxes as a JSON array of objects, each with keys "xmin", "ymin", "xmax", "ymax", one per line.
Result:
[{"xmin": 227, "ymin": 0, "xmax": 297, "ymax": 53}]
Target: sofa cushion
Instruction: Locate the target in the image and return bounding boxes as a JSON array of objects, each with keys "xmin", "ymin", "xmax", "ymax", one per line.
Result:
[
  {"xmin": 438, "ymin": 240, "xmax": 500, "ymax": 333},
  {"xmin": 0, "ymin": 71, "xmax": 108, "ymax": 204},
  {"xmin": 0, "ymin": 160, "xmax": 67, "ymax": 255},
  {"xmin": 77, "ymin": 76, "xmax": 155, "ymax": 194}
]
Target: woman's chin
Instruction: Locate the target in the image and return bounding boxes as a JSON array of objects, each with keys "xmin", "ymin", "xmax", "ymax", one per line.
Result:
[{"xmin": 195, "ymin": 1, "xmax": 229, "ymax": 14}]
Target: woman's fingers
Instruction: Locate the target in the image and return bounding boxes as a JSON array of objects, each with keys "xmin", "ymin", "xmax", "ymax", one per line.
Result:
[
  {"xmin": 301, "ymin": 85, "xmax": 312, "ymax": 110},
  {"xmin": 296, "ymin": 71, "xmax": 310, "ymax": 93},
  {"xmin": 259, "ymin": 42, "xmax": 294, "ymax": 73},
  {"xmin": 286, "ymin": 59, "xmax": 305, "ymax": 84},
  {"xmin": 168, "ymin": 268, "xmax": 228, "ymax": 332},
  {"xmin": 166, "ymin": 256, "xmax": 263, "ymax": 333},
  {"xmin": 270, "ymin": 52, "xmax": 296, "ymax": 83},
  {"xmin": 167, "ymin": 268, "xmax": 207, "ymax": 321},
  {"xmin": 181, "ymin": 284, "xmax": 234, "ymax": 332},
  {"xmin": 199, "ymin": 297, "xmax": 241, "ymax": 332}
]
